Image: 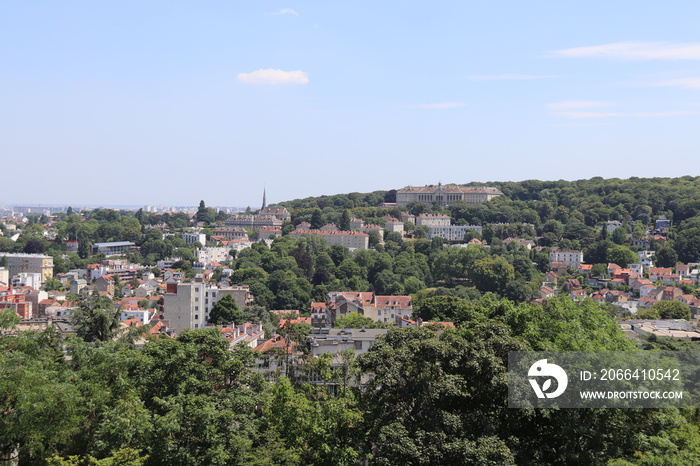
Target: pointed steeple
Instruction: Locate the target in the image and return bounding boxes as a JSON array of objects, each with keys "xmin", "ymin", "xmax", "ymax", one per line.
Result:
[{"xmin": 261, "ymin": 188, "xmax": 267, "ymax": 211}]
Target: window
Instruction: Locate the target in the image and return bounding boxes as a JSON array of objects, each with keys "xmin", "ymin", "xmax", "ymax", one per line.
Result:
[{"xmin": 195, "ymin": 314, "xmax": 199, "ymax": 320}]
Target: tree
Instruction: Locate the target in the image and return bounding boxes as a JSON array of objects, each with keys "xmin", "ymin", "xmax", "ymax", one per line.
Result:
[
  {"xmin": 591, "ymin": 263, "xmax": 607, "ymax": 277},
  {"xmin": 71, "ymin": 295, "xmax": 121, "ymax": 343},
  {"xmin": 0, "ymin": 308, "xmax": 20, "ymax": 330},
  {"xmin": 310, "ymin": 209, "xmax": 324, "ymax": 230},
  {"xmin": 334, "ymin": 312, "xmax": 388, "ymax": 329},
  {"xmin": 468, "ymin": 256, "xmax": 515, "ymax": 294},
  {"xmin": 656, "ymin": 246, "xmax": 678, "ymax": 268},
  {"xmin": 339, "ymin": 210, "xmax": 351, "ymax": 231},
  {"xmin": 208, "ymin": 294, "xmax": 244, "ymax": 325},
  {"xmin": 612, "ymin": 226, "xmax": 629, "ymax": 245},
  {"xmin": 606, "ymin": 245, "xmax": 637, "ymax": 268},
  {"xmin": 650, "ymin": 300, "xmax": 691, "ymax": 320},
  {"xmin": 196, "ymin": 200, "xmax": 216, "ymax": 225}
]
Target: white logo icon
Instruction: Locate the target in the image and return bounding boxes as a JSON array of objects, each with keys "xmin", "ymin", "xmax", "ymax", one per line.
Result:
[{"xmin": 528, "ymin": 359, "xmax": 568, "ymax": 399}]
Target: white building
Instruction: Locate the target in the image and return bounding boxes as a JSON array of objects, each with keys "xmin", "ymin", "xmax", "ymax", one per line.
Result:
[
  {"xmin": 396, "ymin": 183, "xmax": 503, "ymax": 207},
  {"xmin": 182, "ymin": 232, "xmax": 206, "ymax": 245},
  {"xmin": 416, "ymin": 213, "xmax": 451, "ymax": 227},
  {"xmin": 120, "ymin": 308, "xmax": 156, "ymax": 325},
  {"xmin": 196, "ymin": 247, "xmax": 233, "ymax": 265},
  {"xmin": 549, "ymin": 248, "xmax": 584, "ymax": 269},
  {"xmin": 427, "ymin": 225, "xmax": 482, "ymax": 242},
  {"xmin": 11, "ymin": 272, "xmax": 43, "ymax": 290},
  {"xmin": 163, "ymin": 282, "xmax": 254, "ymax": 334}
]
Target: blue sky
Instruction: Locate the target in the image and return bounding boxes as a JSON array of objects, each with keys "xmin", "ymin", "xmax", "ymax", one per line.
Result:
[{"xmin": 2, "ymin": 1, "xmax": 699, "ymax": 208}]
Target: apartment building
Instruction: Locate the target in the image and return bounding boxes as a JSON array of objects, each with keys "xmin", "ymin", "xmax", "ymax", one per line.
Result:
[
  {"xmin": 0, "ymin": 253, "xmax": 53, "ymax": 285},
  {"xmin": 163, "ymin": 282, "xmax": 254, "ymax": 334}
]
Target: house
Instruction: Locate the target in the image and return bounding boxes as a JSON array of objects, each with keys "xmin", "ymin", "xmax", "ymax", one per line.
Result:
[
  {"xmin": 606, "ymin": 290, "xmax": 629, "ymax": 303},
  {"xmin": 220, "ymin": 322, "xmax": 265, "ymax": 349},
  {"xmin": 550, "ymin": 261, "xmax": 569, "ymax": 275},
  {"xmin": 258, "ymin": 227, "xmax": 282, "ymax": 240},
  {"xmin": 629, "ymin": 277, "xmax": 653, "ymax": 292},
  {"xmin": 543, "ymin": 271, "xmax": 558, "ymax": 286},
  {"xmin": 607, "ymin": 263, "xmax": 621, "ymax": 276},
  {"xmin": 565, "ymin": 278, "xmax": 581, "ymax": 291},
  {"xmin": 661, "ymin": 287, "xmax": 683, "ymax": 301},
  {"xmin": 384, "ymin": 218, "xmax": 404, "ymax": 234},
  {"xmin": 549, "ymin": 248, "xmax": 583, "ymax": 269},
  {"xmin": 315, "ymin": 291, "xmax": 413, "ymax": 327},
  {"xmin": 94, "ymin": 275, "xmax": 115, "ymax": 296},
  {"xmin": 649, "ymin": 267, "xmax": 673, "ymax": 282},
  {"xmin": 569, "ymin": 289, "xmax": 588, "ymax": 301},
  {"xmin": 676, "ymin": 264, "xmax": 691, "ymax": 278}
]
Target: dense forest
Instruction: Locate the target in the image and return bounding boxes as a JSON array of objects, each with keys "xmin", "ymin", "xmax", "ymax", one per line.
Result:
[{"xmin": 4, "ymin": 296, "xmax": 700, "ymax": 465}]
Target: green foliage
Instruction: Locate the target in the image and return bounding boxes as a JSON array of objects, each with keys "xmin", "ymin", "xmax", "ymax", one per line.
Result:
[
  {"xmin": 468, "ymin": 256, "xmax": 515, "ymax": 293},
  {"xmin": 606, "ymin": 244, "xmax": 638, "ymax": 268},
  {"xmin": 656, "ymin": 246, "xmax": 679, "ymax": 268},
  {"xmin": 334, "ymin": 312, "xmax": 391, "ymax": 329},
  {"xmin": 649, "ymin": 300, "xmax": 692, "ymax": 320},
  {"xmin": 0, "ymin": 308, "xmax": 20, "ymax": 330},
  {"xmin": 71, "ymin": 295, "xmax": 121, "ymax": 343},
  {"xmin": 208, "ymin": 294, "xmax": 244, "ymax": 325}
]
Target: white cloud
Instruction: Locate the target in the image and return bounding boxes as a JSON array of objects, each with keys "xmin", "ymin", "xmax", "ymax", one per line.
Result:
[
  {"xmin": 271, "ymin": 8, "xmax": 298, "ymax": 15},
  {"xmin": 546, "ymin": 101, "xmax": 612, "ymax": 110},
  {"xmin": 237, "ymin": 69, "xmax": 309, "ymax": 85},
  {"xmin": 550, "ymin": 41, "xmax": 700, "ymax": 61},
  {"xmin": 553, "ymin": 110, "xmax": 698, "ymax": 119},
  {"xmin": 467, "ymin": 74, "xmax": 559, "ymax": 81},
  {"xmin": 415, "ymin": 102, "xmax": 466, "ymax": 109},
  {"xmin": 653, "ymin": 77, "xmax": 700, "ymax": 89}
]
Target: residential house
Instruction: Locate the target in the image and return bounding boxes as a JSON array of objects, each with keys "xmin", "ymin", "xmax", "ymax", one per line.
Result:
[{"xmin": 549, "ymin": 248, "xmax": 584, "ymax": 269}]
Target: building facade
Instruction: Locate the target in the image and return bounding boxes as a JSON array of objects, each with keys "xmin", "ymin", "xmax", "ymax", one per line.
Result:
[
  {"xmin": 549, "ymin": 248, "xmax": 584, "ymax": 269},
  {"xmin": 163, "ymin": 282, "xmax": 254, "ymax": 334},
  {"xmin": 396, "ymin": 183, "xmax": 503, "ymax": 207},
  {"xmin": 0, "ymin": 253, "xmax": 53, "ymax": 285}
]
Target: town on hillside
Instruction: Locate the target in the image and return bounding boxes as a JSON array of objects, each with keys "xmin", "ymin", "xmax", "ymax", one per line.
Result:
[{"xmin": 4, "ymin": 177, "xmax": 700, "ymax": 464}]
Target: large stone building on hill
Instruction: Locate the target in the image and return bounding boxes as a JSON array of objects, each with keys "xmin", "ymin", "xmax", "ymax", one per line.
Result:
[{"xmin": 396, "ymin": 183, "xmax": 503, "ymax": 207}]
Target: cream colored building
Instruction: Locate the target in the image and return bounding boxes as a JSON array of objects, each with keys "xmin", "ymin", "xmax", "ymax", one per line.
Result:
[
  {"xmin": 224, "ymin": 215, "xmax": 282, "ymax": 231},
  {"xmin": 396, "ymin": 183, "xmax": 503, "ymax": 207},
  {"xmin": 415, "ymin": 213, "xmax": 451, "ymax": 227},
  {"xmin": 0, "ymin": 253, "xmax": 53, "ymax": 285}
]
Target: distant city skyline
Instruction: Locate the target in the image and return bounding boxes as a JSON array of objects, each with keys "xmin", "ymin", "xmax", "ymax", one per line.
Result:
[{"xmin": 2, "ymin": 2, "xmax": 699, "ymax": 208}]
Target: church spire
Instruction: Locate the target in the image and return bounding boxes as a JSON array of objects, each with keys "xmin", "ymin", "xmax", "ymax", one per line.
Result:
[{"xmin": 261, "ymin": 188, "xmax": 267, "ymax": 211}]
